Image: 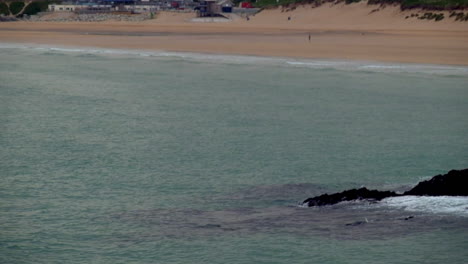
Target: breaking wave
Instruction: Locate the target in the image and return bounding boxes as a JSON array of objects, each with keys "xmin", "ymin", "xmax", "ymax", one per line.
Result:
[{"xmin": 380, "ymin": 196, "xmax": 468, "ymax": 217}]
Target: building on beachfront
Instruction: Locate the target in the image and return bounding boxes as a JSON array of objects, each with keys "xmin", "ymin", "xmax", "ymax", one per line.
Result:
[
  {"xmin": 48, "ymin": 2, "xmax": 115, "ymax": 12},
  {"xmin": 195, "ymin": 0, "xmax": 218, "ymax": 17},
  {"xmin": 195, "ymin": 0, "xmax": 239, "ymax": 17},
  {"xmin": 48, "ymin": 0, "xmax": 197, "ymax": 13},
  {"xmin": 48, "ymin": 4, "xmax": 79, "ymax": 12},
  {"xmin": 46, "ymin": 0, "xmax": 255, "ymax": 16}
]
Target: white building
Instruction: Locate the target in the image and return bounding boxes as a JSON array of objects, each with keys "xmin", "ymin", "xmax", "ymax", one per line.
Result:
[
  {"xmin": 48, "ymin": 4, "xmax": 112, "ymax": 12},
  {"xmin": 48, "ymin": 4, "xmax": 79, "ymax": 12}
]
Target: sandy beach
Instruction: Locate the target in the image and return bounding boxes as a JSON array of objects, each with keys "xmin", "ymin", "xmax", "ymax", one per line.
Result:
[{"xmin": 1, "ymin": 2, "xmax": 468, "ymax": 65}]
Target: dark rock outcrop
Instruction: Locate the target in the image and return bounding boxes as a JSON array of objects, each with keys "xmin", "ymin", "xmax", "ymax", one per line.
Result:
[
  {"xmin": 404, "ymin": 169, "xmax": 468, "ymax": 196},
  {"xmin": 302, "ymin": 169, "xmax": 467, "ymax": 207}
]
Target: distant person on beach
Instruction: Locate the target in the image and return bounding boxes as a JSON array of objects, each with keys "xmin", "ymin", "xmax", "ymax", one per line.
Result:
[
  {"xmin": 308, "ymin": 33, "xmax": 311, "ymax": 42},
  {"xmin": 288, "ymin": 16, "xmax": 291, "ymax": 21}
]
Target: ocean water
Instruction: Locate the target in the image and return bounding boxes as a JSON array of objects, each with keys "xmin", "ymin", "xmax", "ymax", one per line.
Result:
[{"xmin": 1, "ymin": 44, "xmax": 467, "ymax": 264}]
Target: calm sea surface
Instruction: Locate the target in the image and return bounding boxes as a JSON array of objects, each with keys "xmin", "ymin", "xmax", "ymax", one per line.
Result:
[{"xmin": 1, "ymin": 44, "xmax": 467, "ymax": 263}]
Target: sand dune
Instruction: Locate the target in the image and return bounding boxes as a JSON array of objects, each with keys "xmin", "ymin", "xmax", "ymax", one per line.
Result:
[
  {"xmin": 249, "ymin": 3, "xmax": 468, "ymax": 30},
  {"xmin": 1, "ymin": 3, "xmax": 467, "ymax": 65}
]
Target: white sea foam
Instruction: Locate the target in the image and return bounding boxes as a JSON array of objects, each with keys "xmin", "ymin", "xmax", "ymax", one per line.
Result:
[
  {"xmin": 2, "ymin": 42, "xmax": 468, "ymax": 76},
  {"xmin": 380, "ymin": 196, "xmax": 468, "ymax": 217},
  {"xmin": 287, "ymin": 60, "xmax": 468, "ymax": 75},
  {"xmin": 286, "ymin": 61, "xmax": 350, "ymax": 67}
]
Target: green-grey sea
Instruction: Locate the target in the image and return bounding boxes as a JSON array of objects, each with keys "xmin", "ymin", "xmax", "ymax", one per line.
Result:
[{"xmin": 1, "ymin": 44, "xmax": 467, "ymax": 264}]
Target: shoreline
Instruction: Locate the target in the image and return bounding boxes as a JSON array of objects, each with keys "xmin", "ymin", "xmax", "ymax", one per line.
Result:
[
  {"xmin": 1, "ymin": 4, "xmax": 468, "ymax": 66},
  {"xmin": 3, "ymin": 42, "xmax": 468, "ymax": 75}
]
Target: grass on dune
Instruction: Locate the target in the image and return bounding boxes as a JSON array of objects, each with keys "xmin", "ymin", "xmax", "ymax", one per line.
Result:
[{"xmin": 252, "ymin": 0, "xmax": 468, "ymax": 10}]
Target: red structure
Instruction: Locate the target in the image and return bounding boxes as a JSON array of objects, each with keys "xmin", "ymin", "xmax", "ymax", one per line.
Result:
[{"xmin": 240, "ymin": 2, "xmax": 254, "ymax": 8}]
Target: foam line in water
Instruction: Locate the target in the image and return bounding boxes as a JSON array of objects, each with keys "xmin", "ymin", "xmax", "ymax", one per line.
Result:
[
  {"xmin": 380, "ymin": 196, "xmax": 468, "ymax": 217},
  {"xmin": 2, "ymin": 42, "xmax": 468, "ymax": 76},
  {"xmin": 286, "ymin": 60, "xmax": 468, "ymax": 75}
]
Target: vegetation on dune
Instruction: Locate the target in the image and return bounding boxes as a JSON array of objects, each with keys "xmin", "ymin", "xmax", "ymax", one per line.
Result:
[
  {"xmin": 418, "ymin": 11, "xmax": 445, "ymax": 20},
  {"xmin": 373, "ymin": 0, "xmax": 468, "ymax": 10},
  {"xmin": 252, "ymin": 0, "xmax": 468, "ymax": 10},
  {"xmin": 345, "ymin": 0, "xmax": 362, "ymax": 3},
  {"xmin": 252, "ymin": 0, "xmax": 298, "ymax": 8},
  {"xmin": 450, "ymin": 10, "xmax": 468, "ymax": 19},
  {"xmin": 21, "ymin": 2, "xmax": 43, "ymax": 16},
  {"xmin": 9, "ymin": 1, "xmax": 25, "ymax": 15},
  {"xmin": 405, "ymin": 11, "xmax": 468, "ymax": 20},
  {"xmin": 0, "ymin": 2, "xmax": 10, "ymax": 16},
  {"xmin": 411, "ymin": 0, "xmax": 468, "ymax": 10},
  {"xmin": 22, "ymin": 0, "xmax": 62, "ymax": 16},
  {"xmin": 0, "ymin": 0, "xmax": 62, "ymax": 17},
  {"xmin": 250, "ymin": 0, "xmax": 468, "ymax": 22}
]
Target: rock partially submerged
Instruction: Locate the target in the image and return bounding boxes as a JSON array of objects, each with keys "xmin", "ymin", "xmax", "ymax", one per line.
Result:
[
  {"xmin": 302, "ymin": 169, "xmax": 467, "ymax": 207},
  {"xmin": 404, "ymin": 169, "xmax": 468, "ymax": 196}
]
